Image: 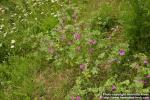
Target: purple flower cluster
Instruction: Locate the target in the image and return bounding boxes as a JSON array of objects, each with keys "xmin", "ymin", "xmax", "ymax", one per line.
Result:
[
  {"xmin": 112, "ymin": 85, "xmax": 116, "ymax": 91},
  {"xmin": 88, "ymin": 39, "xmax": 97, "ymax": 45},
  {"xmin": 80, "ymin": 64, "xmax": 86, "ymax": 70},
  {"xmin": 144, "ymin": 60, "xmax": 149, "ymax": 65},
  {"xmin": 119, "ymin": 49, "xmax": 125, "ymax": 56},
  {"xmin": 71, "ymin": 96, "xmax": 81, "ymax": 100},
  {"xmin": 76, "ymin": 96, "xmax": 81, "ymax": 100},
  {"xmin": 138, "ymin": 80, "xmax": 148, "ymax": 85},
  {"xmin": 145, "ymin": 75, "xmax": 150, "ymax": 78},
  {"xmin": 74, "ymin": 33, "xmax": 81, "ymax": 40}
]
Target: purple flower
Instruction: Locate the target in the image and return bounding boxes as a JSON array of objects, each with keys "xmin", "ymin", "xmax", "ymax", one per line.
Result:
[
  {"xmin": 88, "ymin": 39, "xmax": 97, "ymax": 45},
  {"xmin": 138, "ymin": 80, "xmax": 148, "ymax": 85},
  {"xmin": 119, "ymin": 49, "xmax": 125, "ymax": 56},
  {"xmin": 71, "ymin": 96, "xmax": 75, "ymax": 100},
  {"xmin": 74, "ymin": 33, "xmax": 81, "ymax": 40},
  {"xmin": 144, "ymin": 60, "xmax": 148, "ymax": 65},
  {"xmin": 112, "ymin": 85, "xmax": 116, "ymax": 91},
  {"xmin": 146, "ymin": 75, "xmax": 150, "ymax": 78},
  {"xmin": 76, "ymin": 96, "xmax": 81, "ymax": 100},
  {"xmin": 143, "ymin": 81, "xmax": 148, "ymax": 84},
  {"xmin": 80, "ymin": 64, "xmax": 86, "ymax": 70},
  {"xmin": 142, "ymin": 80, "xmax": 148, "ymax": 84}
]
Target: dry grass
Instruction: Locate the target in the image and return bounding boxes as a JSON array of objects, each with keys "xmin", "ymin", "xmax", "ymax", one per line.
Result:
[{"xmin": 34, "ymin": 67, "xmax": 79, "ymax": 99}]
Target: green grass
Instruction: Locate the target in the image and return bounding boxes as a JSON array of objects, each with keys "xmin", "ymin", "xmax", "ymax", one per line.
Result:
[{"xmin": 1, "ymin": 0, "xmax": 150, "ymax": 99}]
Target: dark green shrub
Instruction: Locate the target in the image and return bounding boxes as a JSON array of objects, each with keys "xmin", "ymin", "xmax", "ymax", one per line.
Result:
[{"xmin": 125, "ymin": 0, "xmax": 150, "ymax": 52}]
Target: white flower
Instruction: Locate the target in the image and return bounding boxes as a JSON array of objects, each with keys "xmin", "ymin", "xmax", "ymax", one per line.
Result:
[
  {"xmin": 24, "ymin": 13, "xmax": 28, "ymax": 17},
  {"xmin": 11, "ymin": 45, "xmax": 15, "ymax": 48},
  {"xmin": 53, "ymin": 14, "xmax": 57, "ymax": 17},
  {"xmin": 11, "ymin": 14, "xmax": 14, "ymax": 17},
  {"xmin": 41, "ymin": 12, "xmax": 44, "ymax": 14},
  {"xmin": 51, "ymin": 0, "xmax": 58, "ymax": 3},
  {"xmin": 51, "ymin": 0, "xmax": 55, "ymax": 3},
  {"xmin": 29, "ymin": 12, "xmax": 32, "ymax": 15},
  {"xmin": 0, "ymin": 24, "xmax": 4, "ymax": 29},
  {"xmin": 3, "ymin": 32, "xmax": 7, "ymax": 37},
  {"xmin": 11, "ymin": 40, "xmax": 16, "ymax": 44},
  {"xmin": 51, "ymin": 12, "xmax": 54, "ymax": 15},
  {"xmin": 10, "ymin": 30, "xmax": 14, "ymax": 33},
  {"xmin": 14, "ymin": 13, "xmax": 17, "ymax": 16},
  {"xmin": 18, "ymin": 16, "xmax": 21, "ymax": 19},
  {"xmin": 2, "ymin": 10, "xmax": 5, "ymax": 13}
]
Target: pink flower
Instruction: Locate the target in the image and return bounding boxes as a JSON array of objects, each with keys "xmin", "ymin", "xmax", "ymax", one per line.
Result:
[
  {"xmin": 88, "ymin": 39, "xmax": 97, "ymax": 45},
  {"xmin": 80, "ymin": 64, "xmax": 86, "ymax": 70},
  {"xmin": 143, "ymin": 81, "xmax": 148, "ymax": 84},
  {"xmin": 74, "ymin": 33, "xmax": 81, "ymax": 40},
  {"xmin": 76, "ymin": 96, "xmax": 81, "ymax": 100},
  {"xmin": 142, "ymin": 80, "xmax": 147, "ymax": 84},
  {"xmin": 144, "ymin": 60, "xmax": 148, "ymax": 65},
  {"xmin": 112, "ymin": 85, "xmax": 116, "ymax": 91},
  {"xmin": 138, "ymin": 80, "xmax": 148, "ymax": 85},
  {"xmin": 146, "ymin": 75, "xmax": 150, "ymax": 78},
  {"xmin": 71, "ymin": 96, "xmax": 75, "ymax": 100},
  {"xmin": 119, "ymin": 49, "xmax": 125, "ymax": 56}
]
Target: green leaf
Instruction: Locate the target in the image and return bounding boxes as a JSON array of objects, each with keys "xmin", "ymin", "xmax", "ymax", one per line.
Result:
[
  {"xmin": 120, "ymin": 80, "xmax": 130, "ymax": 86},
  {"xmin": 98, "ymin": 53, "xmax": 105, "ymax": 59},
  {"xmin": 134, "ymin": 81, "xmax": 143, "ymax": 88},
  {"xmin": 91, "ymin": 67, "xmax": 98, "ymax": 75}
]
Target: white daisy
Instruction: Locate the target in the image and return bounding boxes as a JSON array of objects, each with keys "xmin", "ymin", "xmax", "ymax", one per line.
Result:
[
  {"xmin": 11, "ymin": 45, "xmax": 15, "ymax": 48},
  {"xmin": 11, "ymin": 40, "xmax": 16, "ymax": 44}
]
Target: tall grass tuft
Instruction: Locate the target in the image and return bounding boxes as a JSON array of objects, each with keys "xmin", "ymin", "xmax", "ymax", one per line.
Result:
[{"xmin": 122, "ymin": 0, "xmax": 150, "ymax": 53}]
